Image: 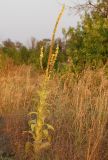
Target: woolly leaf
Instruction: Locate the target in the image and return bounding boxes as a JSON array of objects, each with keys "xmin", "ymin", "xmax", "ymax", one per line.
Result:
[
  {"xmin": 46, "ymin": 124, "xmax": 54, "ymax": 131},
  {"xmin": 28, "ymin": 112, "xmax": 38, "ymax": 116}
]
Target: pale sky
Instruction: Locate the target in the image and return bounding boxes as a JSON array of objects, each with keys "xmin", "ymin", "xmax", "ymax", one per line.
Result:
[{"xmin": 0, "ymin": 0, "xmax": 95, "ymax": 43}]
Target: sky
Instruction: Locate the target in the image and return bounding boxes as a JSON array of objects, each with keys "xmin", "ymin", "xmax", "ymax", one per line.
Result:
[{"xmin": 0, "ymin": 0, "xmax": 93, "ymax": 44}]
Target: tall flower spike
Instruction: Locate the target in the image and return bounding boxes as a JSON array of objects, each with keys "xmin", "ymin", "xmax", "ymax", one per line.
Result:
[
  {"xmin": 40, "ymin": 46, "xmax": 44, "ymax": 70},
  {"xmin": 46, "ymin": 4, "xmax": 65, "ymax": 78},
  {"xmin": 49, "ymin": 44, "xmax": 59, "ymax": 73},
  {"xmin": 55, "ymin": 44, "xmax": 59, "ymax": 60}
]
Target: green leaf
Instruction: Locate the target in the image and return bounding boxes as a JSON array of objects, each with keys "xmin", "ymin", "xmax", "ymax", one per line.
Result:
[
  {"xmin": 46, "ymin": 124, "xmax": 54, "ymax": 131},
  {"xmin": 43, "ymin": 129, "xmax": 49, "ymax": 138},
  {"xmin": 28, "ymin": 112, "xmax": 38, "ymax": 116},
  {"xmin": 28, "ymin": 120, "xmax": 36, "ymax": 126},
  {"xmin": 31, "ymin": 124, "xmax": 36, "ymax": 132}
]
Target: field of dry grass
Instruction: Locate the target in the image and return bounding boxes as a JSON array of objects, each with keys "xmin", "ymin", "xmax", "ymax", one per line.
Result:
[{"xmin": 0, "ymin": 64, "xmax": 108, "ymax": 160}]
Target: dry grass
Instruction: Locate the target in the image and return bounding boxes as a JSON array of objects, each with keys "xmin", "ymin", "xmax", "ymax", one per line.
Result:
[
  {"xmin": 48, "ymin": 69, "xmax": 108, "ymax": 160},
  {"xmin": 0, "ymin": 64, "xmax": 41, "ymax": 159},
  {"xmin": 0, "ymin": 65, "xmax": 108, "ymax": 160}
]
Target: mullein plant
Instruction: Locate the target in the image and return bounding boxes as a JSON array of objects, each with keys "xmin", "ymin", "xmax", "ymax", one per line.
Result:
[{"xmin": 25, "ymin": 4, "xmax": 65, "ymax": 159}]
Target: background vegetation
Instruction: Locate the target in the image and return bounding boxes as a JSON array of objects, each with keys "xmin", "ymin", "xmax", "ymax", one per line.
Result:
[{"xmin": 0, "ymin": 0, "xmax": 108, "ymax": 160}]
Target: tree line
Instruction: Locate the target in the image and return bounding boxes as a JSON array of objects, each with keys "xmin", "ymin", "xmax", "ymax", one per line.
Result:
[{"xmin": 0, "ymin": 0, "xmax": 108, "ymax": 72}]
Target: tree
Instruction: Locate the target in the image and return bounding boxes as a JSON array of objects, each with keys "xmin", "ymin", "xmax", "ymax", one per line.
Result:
[{"xmin": 64, "ymin": 0, "xmax": 108, "ymax": 71}]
